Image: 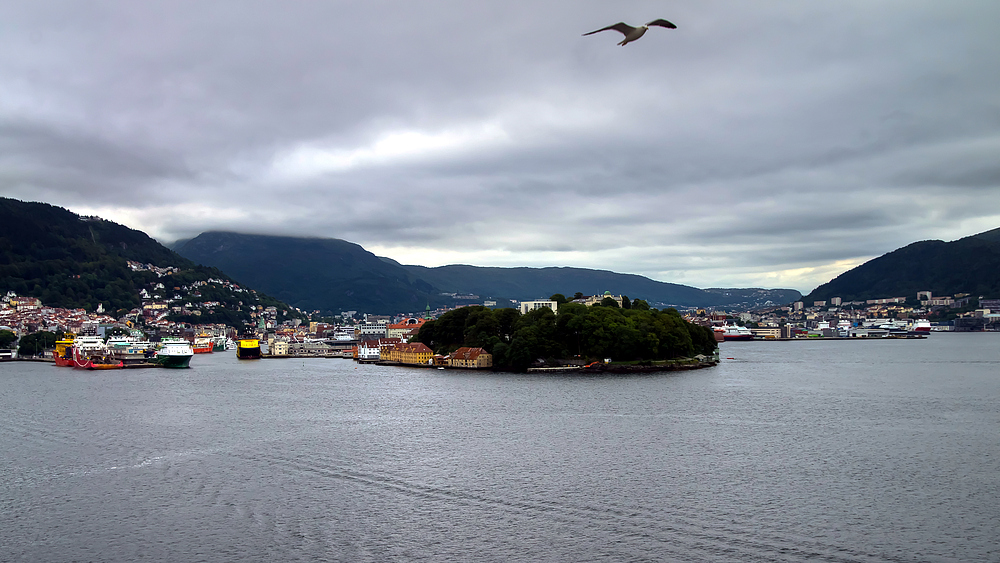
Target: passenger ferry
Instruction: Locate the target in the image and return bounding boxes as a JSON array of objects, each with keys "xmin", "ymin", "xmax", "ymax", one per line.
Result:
[{"xmin": 715, "ymin": 324, "xmax": 754, "ymax": 341}]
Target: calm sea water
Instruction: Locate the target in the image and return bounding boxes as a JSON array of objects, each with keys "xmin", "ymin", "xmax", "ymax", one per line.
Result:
[{"xmin": 2, "ymin": 333, "xmax": 998, "ymax": 562}]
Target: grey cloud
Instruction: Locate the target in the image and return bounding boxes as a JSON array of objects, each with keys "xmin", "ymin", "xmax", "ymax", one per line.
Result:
[{"xmin": 1, "ymin": 0, "xmax": 999, "ymax": 293}]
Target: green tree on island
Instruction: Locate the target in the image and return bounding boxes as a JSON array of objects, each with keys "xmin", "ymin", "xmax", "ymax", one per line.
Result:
[{"xmin": 413, "ymin": 303, "xmax": 716, "ymax": 372}]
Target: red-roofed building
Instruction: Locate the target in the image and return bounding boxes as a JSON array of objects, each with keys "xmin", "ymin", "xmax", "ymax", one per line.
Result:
[{"xmin": 357, "ymin": 339, "xmax": 381, "ymax": 361}]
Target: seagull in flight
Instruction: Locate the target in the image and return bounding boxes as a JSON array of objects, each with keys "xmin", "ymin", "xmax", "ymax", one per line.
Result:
[{"xmin": 582, "ymin": 19, "xmax": 677, "ymax": 46}]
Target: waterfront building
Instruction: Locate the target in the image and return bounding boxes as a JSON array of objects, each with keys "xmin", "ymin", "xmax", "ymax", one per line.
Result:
[
  {"xmin": 750, "ymin": 327, "xmax": 781, "ymax": 339},
  {"xmin": 357, "ymin": 339, "xmax": 381, "ymax": 361},
  {"xmin": 385, "ymin": 342, "xmax": 434, "ymax": 365},
  {"xmin": 448, "ymin": 347, "xmax": 493, "ymax": 369}
]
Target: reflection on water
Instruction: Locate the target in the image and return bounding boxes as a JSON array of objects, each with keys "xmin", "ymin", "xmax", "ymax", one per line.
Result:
[{"xmin": 2, "ymin": 333, "xmax": 998, "ymax": 562}]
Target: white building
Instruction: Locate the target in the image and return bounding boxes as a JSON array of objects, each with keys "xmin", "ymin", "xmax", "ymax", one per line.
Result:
[
  {"xmin": 357, "ymin": 340, "xmax": 381, "ymax": 361},
  {"xmin": 520, "ymin": 300, "xmax": 558, "ymax": 315},
  {"xmin": 357, "ymin": 322, "xmax": 388, "ymax": 339}
]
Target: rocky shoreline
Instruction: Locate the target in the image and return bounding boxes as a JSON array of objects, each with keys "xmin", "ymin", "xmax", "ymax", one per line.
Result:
[{"xmin": 527, "ymin": 356, "xmax": 718, "ymax": 374}]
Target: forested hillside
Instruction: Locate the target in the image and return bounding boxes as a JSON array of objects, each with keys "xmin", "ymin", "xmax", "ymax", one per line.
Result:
[
  {"xmin": 0, "ymin": 198, "xmax": 297, "ymax": 321},
  {"xmin": 805, "ymin": 228, "xmax": 1000, "ymax": 302}
]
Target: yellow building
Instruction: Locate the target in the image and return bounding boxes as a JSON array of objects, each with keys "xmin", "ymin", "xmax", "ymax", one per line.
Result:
[
  {"xmin": 386, "ymin": 342, "xmax": 434, "ymax": 365},
  {"xmin": 448, "ymin": 347, "xmax": 493, "ymax": 369}
]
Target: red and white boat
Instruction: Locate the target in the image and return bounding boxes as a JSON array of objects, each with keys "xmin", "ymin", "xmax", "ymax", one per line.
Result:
[
  {"xmin": 715, "ymin": 324, "xmax": 754, "ymax": 341},
  {"xmin": 912, "ymin": 319, "xmax": 932, "ymax": 332},
  {"xmin": 193, "ymin": 337, "xmax": 214, "ymax": 354}
]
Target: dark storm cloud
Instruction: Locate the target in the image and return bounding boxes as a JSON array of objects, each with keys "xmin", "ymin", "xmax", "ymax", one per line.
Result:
[
  {"xmin": 1, "ymin": 0, "xmax": 999, "ymax": 291},
  {"xmin": 0, "ymin": 121, "xmax": 189, "ymax": 192}
]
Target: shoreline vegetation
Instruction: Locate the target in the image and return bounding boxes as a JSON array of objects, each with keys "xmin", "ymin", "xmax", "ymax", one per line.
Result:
[{"xmin": 412, "ymin": 301, "xmax": 719, "ymax": 373}]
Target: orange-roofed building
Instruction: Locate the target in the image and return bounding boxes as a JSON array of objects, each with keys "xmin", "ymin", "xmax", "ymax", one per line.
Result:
[
  {"xmin": 448, "ymin": 347, "xmax": 493, "ymax": 369},
  {"xmin": 386, "ymin": 318, "xmax": 427, "ymax": 340}
]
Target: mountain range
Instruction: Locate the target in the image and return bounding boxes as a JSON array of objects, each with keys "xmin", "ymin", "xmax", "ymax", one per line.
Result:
[
  {"xmin": 174, "ymin": 231, "xmax": 801, "ymax": 315},
  {"xmin": 8, "ymin": 195, "xmax": 997, "ymax": 318}
]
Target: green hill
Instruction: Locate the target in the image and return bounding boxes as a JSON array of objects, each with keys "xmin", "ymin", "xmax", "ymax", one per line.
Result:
[
  {"xmin": 0, "ymin": 197, "xmax": 298, "ymax": 322},
  {"xmin": 804, "ymin": 228, "xmax": 1000, "ymax": 302},
  {"xmin": 176, "ymin": 231, "xmax": 801, "ymax": 314}
]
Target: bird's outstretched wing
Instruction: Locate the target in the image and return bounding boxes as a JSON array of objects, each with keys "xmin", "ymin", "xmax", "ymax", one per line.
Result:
[
  {"xmin": 646, "ymin": 19, "xmax": 677, "ymax": 29},
  {"xmin": 582, "ymin": 22, "xmax": 636, "ymax": 36}
]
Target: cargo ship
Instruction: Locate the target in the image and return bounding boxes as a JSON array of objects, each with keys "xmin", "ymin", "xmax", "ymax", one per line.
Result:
[
  {"xmin": 155, "ymin": 338, "xmax": 194, "ymax": 368},
  {"xmin": 236, "ymin": 337, "xmax": 262, "ymax": 359}
]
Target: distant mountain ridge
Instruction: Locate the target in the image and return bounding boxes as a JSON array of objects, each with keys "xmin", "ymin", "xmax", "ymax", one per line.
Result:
[
  {"xmin": 804, "ymin": 227, "xmax": 1000, "ymax": 302},
  {"xmin": 174, "ymin": 232, "xmax": 438, "ymax": 314},
  {"xmin": 175, "ymin": 231, "xmax": 801, "ymax": 314}
]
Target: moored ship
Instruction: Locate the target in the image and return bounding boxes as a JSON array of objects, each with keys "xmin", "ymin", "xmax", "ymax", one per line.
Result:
[
  {"xmin": 155, "ymin": 338, "xmax": 194, "ymax": 368},
  {"xmin": 193, "ymin": 336, "xmax": 215, "ymax": 354},
  {"xmin": 236, "ymin": 337, "xmax": 262, "ymax": 359},
  {"xmin": 211, "ymin": 335, "xmax": 229, "ymax": 351},
  {"xmin": 107, "ymin": 335, "xmax": 157, "ymax": 365},
  {"xmin": 71, "ymin": 345, "xmax": 124, "ymax": 370},
  {"xmin": 718, "ymin": 324, "xmax": 754, "ymax": 341},
  {"xmin": 52, "ymin": 336, "xmax": 76, "ymax": 367}
]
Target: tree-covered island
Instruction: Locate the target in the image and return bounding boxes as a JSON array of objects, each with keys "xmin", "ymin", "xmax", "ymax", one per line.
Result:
[{"xmin": 412, "ymin": 299, "xmax": 718, "ymax": 372}]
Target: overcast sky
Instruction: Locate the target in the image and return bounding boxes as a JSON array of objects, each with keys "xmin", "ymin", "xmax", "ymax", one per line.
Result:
[{"xmin": 2, "ymin": 1, "xmax": 998, "ymax": 293}]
